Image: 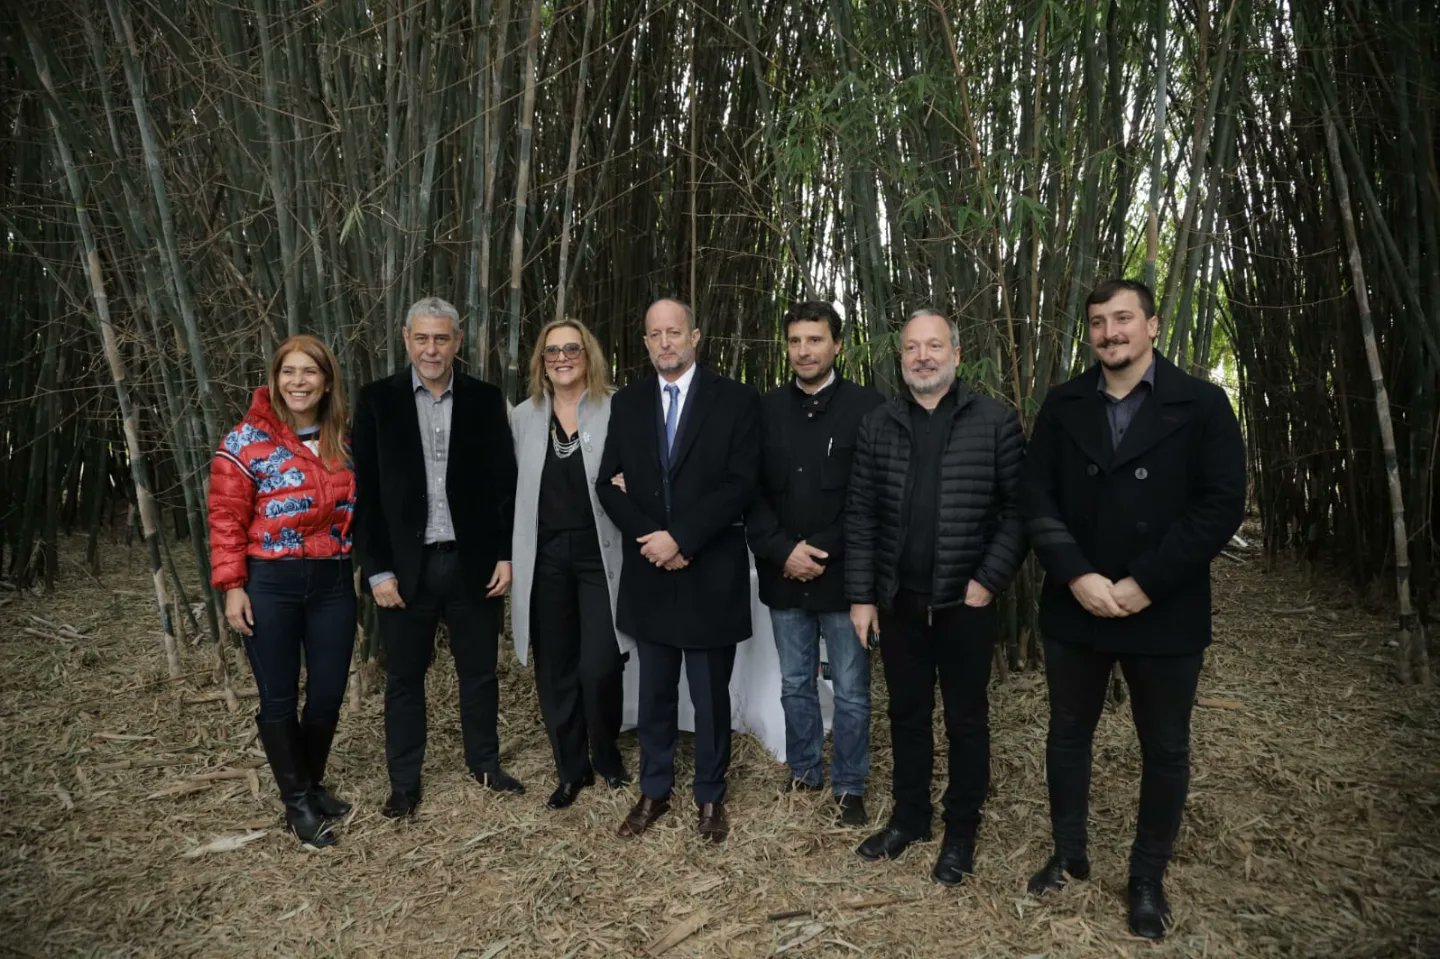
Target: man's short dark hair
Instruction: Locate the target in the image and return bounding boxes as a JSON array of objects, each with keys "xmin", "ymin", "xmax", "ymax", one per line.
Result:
[
  {"xmin": 1085, "ymin": 279, "xmax": 1157, "ymax": 319},
  {"xmin": 783, "ymin": 301, "xmax": 842, "ymax": 341}
]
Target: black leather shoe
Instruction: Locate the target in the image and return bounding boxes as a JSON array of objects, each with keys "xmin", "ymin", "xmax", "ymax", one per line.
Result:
[
  {"xmin": 1027, "ymin": 853, "xmax": 1091, "ymax": 896},
  {"xmin": 836, "ymin": 794, "xmax": 869, "ymax": 827},
  {"xmin": 598, "ymin": 768, "xmax": 632, "ymax": 789},
  {"xmin": 546, "ymin": 773, "xmax": 595, "ymax": 810},
  {"xmin": 381, "ymin": 787, "xmax": 422, "ymax": 820},
  {"xmin": 1128, "ymin": 877, "xmax": 1171, "ymax": 939},
  {"xmin": 475, "ymin": 768, "xmax": 526, "ymax": 794},
  {"xmin": 932, "ymin": 841, "xmax": 975, "ymax": 886},
  {"xmin": 856, "ymin": 825, "xmax": 927, "ymax": 861}
]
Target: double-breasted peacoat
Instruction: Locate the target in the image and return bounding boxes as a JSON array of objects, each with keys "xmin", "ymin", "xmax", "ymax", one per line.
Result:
[
  {"xmin": 509, "ymin": 390, "xmax": 632, "ymax": 665},
  {"xmin": 595, "ymin": 365, "xmax": 760, "ymax": 650},
  {"xmin": 351, "ymin": 369, "xmax": 517, "ymax": 601},
  {"xmin": 1021, "ymin": 352, "xmax": 1245, "ymax": 655}
]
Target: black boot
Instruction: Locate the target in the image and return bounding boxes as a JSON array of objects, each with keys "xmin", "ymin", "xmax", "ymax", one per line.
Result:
[
  {"xmin": 300, "ymin": 720, "xmax": 352, "ymax": 819},
  {"xmin": 257, "ymin": 717, "xmax": 336, "ymax": 848}
]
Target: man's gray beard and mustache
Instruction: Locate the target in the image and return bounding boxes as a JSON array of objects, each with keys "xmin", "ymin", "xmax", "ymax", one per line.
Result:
[
  {"xmin": 903, "ymin": 365, "xmax": 952, "ymax": 394},
  {"xmin": 653, "ymin": 350, "xmax": 690, "ymax": 373}
]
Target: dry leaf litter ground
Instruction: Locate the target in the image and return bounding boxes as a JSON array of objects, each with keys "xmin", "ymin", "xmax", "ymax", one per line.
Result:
[{"xmin": 1, "ymin": 536, "xmax": 1437, "ymax": 958}]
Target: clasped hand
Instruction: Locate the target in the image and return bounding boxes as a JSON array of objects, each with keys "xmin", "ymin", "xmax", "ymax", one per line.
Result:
[{"xmin": 1069, "ymin": 573, "xmax": 1151, "ymax": 618}]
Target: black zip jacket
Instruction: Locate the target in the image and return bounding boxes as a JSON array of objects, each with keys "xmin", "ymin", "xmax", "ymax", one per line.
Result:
[{"xmin": 845, "ymin": 381, "xmax": 1027, "ymax": 611}]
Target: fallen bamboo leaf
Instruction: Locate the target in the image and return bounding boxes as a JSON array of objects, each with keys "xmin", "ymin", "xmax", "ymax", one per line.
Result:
[
  {"xmin": 477, "ymin": 940, "xmax": 511, "ymax": 959},
  {"xmin": 777, "ymin": 922, "xmax": 826, "ymax": 953},
  {"xmin": 1197, "ymin": 696, "xmax": 1246, "ymax": 710},
  {"xmin": 278, "ymin": 902, "xmax": 310, "ymax": 921},
  {"xmin": 182, "ymin": 830, "xmax": 267, "ymax": 857},
  {"xmin": 148, "ymin": 780, "xmax": 213, "ymax": 800},
  {"xmin": 93, "ymin": 732, "xmax": 155, "ymax": 742},
  {"xmin": 183, "ymin": 687, "xmax": 258, "ymax": 704},
  {"xmin": 645, "ymin": 909, "xmax": 710, "ymax": 956},
  {"xmin": 54, "ymin": 783, "xmax": 74, "ymax": 810}
]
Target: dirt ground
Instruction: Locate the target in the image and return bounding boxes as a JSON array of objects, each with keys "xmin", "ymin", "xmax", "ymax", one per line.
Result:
[{"xmin": 1, "ymin": 537, "xmax": 1437, "ymax": 958}]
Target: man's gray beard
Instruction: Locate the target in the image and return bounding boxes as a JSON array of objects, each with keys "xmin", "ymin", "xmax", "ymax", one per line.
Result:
[{"xmin": 903, "ymin": 369, "xmax": 951, "ymax": 395}]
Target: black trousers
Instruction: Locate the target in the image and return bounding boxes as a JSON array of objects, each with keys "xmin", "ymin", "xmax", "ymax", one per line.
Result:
[
  {"xmin": 879, "ymin": 590, "xmax": 996, "ymax": 840},
  {"xmin": 378, "ymin": 547, "xmax": 502, "ymax": 789},
  {"xmin": 243, "ymin": 558, "xmax": 356, "ymax": 724},
  {"xmin": 1043, "ymin": 636, "xmax": 1204, "ymax": 880},
  {"xmin": 531, "ymin": 528, "xmax": 625, "ymax": 782},
  {"xmin": 636, "ymin": 639, "xmax": 736, "ymax": 805}
]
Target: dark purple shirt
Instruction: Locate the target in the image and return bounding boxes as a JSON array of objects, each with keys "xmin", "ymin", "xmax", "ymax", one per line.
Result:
[{"xmin": 1098, "ymin": 352, "xmax": 1156, "ymax": 450}]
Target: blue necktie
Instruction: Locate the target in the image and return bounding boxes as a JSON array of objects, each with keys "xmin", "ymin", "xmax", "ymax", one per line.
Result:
[{"xmin": 664, "ymin": 383, "xmax": 680, "ymax": 454}]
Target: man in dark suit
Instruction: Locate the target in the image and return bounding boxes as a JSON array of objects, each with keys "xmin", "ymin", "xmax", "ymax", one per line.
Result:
[
  {"xmin": 596, "ymin": 297, "xmax": 759, "ymax": 843},
  {"xmin": 353, "ymin": 296, "xmax": 523, "ymax": 819},
  {"xmin": 1020, "ymin": 279, "xmax": 1245, "ymax": 939}
]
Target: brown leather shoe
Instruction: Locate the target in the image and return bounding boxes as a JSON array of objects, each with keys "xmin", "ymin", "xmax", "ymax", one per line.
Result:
[
  {"xmin": 697, "ymin": 801, "xmax": 729, "ymax": 843},
  {"xmin": 617, "ymin": 795, "xmax": 670, "ymax": 838}
]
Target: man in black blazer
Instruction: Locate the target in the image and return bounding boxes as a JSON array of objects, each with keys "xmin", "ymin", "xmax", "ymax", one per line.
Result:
[
  {"xmin": 1020, "ymin": 279, "xmax": 1245, "ymax": 939},
  {"xmin": 352, "ymin": 296, "xmax": 522, "ymax": 818},
  {"xmin": 596, "ymin": 298, "xmax": 760, "ymax": 844}
]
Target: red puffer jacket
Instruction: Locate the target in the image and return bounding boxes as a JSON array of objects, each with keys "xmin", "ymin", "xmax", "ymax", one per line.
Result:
[{"xmin": 207, "ymin": 387, "xmax": 356, "ymax": 590}]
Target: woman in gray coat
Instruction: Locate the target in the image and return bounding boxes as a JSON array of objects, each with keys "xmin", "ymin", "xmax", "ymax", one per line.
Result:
[{"xmin": 511, "ymin": 318, "xmax": 631, "ymax": 809}]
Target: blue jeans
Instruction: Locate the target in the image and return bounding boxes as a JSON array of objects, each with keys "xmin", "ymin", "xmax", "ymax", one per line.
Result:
[
  {"xmin": 243, "ymin": 558, "xmax": 356, "ymax": 724},
  {"xmin": 769, "ymin": 607, "xmax": 871, "ymax": 796}
]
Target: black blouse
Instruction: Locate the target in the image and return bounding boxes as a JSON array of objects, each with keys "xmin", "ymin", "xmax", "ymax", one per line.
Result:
[{"xmin": 537, "ymin": 414, "xmax": 595, "ymax": 537}]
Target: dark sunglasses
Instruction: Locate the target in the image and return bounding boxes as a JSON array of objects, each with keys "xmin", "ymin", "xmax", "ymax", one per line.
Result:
[{"xmin": 543, "ymin": 343, "xmax": 583, "ymax": 362}]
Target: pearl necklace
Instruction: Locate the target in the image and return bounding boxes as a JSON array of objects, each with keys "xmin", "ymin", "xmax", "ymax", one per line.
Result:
[{"xmin": 551, "ymin": 422, "xmax": 580, "ymax": 458}]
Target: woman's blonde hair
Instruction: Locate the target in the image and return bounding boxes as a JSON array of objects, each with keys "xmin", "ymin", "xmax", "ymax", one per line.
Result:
[
  {"xmin": 527, "ymin": 318, "xmax": 614, "ymax": 403},
  {"xmin": 267, "ymin": 334, "xmax": 349, "ymax": 468}
]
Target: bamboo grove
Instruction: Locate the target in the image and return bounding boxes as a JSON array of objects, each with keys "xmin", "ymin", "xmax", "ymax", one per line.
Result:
[{"xmin": 1, "ymin": 0, "xmax": 1435, "ymax": 681}]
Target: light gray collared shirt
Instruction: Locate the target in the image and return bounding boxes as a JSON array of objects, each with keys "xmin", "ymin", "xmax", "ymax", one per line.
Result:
[
  {"xmin": 367, "ymin": 367, "xmax": 456, "ymax": 589},
  {"xmin": 413, "ymin": 367, "xmax": 456, "ymax": 544}
]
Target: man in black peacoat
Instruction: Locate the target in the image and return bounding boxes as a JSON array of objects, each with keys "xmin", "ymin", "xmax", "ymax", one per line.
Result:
[
  {"xmin": 352, "ymin": 296, "xmax": 522, "ymax": 818},
  {"xmin": 1020, "ymin": 279, "xmax": 1245, "ymax": 940},
  {"xmin": 596, "ymin": 298, "xmax": 760, "ymax": 844}
]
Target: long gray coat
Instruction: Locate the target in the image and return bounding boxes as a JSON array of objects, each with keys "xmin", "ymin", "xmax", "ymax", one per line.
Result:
[{"xmin": 509, "ymin": 390, "xmax": 631, "ymax": 665}]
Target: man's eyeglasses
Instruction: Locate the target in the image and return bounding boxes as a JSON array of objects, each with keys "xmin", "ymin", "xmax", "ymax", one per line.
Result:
[{"xmin": 543, "ymin": 343, "xmax": 583, "ymax": 362}]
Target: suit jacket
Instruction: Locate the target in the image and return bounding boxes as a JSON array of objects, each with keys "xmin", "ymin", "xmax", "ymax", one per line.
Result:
[
  {"xmin": 509, "ymin": 390, "xmax": 631, "ymax": 665},
  {"xmin": 595, "ymin": 365, "xmax": 760, "ymax": 649},
  {"xmin": 1021, "ymin": 352, "xmax": 1245, "ymax": 654},
  {"xmin": 352, "ymin": 368, "xmax": 517, "ymax": 601}
]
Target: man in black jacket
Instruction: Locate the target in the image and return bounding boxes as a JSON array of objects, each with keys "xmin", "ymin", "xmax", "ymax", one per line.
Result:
[
  {"xmin": 596, "ymin": 298, "xmax": 760, "ymax": 844},
  {"xmin": 1020, "ymin": 279, "xmax": 1245, "ymax": 939},
  {"xmin": 846, "ymin": 309, "xmax": 1026, "ymax": 885},
  {"xmin": 747, "ymin": 302, "xmax": 883, "ymax": 826},
  {"xmin": 352, "ymin": 296, "xmax": 523, "ymax": 818}
]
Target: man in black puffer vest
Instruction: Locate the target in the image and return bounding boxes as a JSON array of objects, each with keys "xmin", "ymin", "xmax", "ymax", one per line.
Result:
[{"xmin": 846, "ymin": 309, "xmax": 1026, "ymax": 886}]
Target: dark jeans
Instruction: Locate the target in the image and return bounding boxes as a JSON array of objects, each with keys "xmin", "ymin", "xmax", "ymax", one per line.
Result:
[
  {"xmin": 242, "ymin": 557, "xmax": 356, "ymax": 725},
  {"xmin": 880, "ymin": 590, "xmax": 996, "ymax": 840},
  {"xmin": 636, "ymin": 639, "xmax": 737, "ymax": 805},
  {"xmin": 1043, "ymin": 637, "xmax": 1204, "ymax": 880},
  {"xmin": 378, "ymin": 547, "xmax": 503, "ymax": 790},
  {"xmin": 769, "ymin": 607, "xmax": 870, "ymax": 795},
  {"xmin": 531, "ymin": 528, "xmax": 625, "ymax": 783}
]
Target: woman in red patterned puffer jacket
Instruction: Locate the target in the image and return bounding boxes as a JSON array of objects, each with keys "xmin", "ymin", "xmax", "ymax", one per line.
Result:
[{"xmin": 208, "ymin": 334, "xmax": 356, "ymax": 848}]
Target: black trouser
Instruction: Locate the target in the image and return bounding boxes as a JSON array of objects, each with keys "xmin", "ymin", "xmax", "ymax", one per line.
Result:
[
  {"xmin": 242, "ymin": 558, "xmax": 356, "ymax": 725},
  {"xmin": 531, "ymin": 528, "xmax": 625, "ymax": 783},
  {"xmin": 636, "ymin": 639, "xmax": 736, "ymax": 805},
  {"xmin": 1043, "ymin": 637, "xmax": 1204, "ymax": 880},
  {"xmin": 378, "ymin": 547, "xmax": 502, "ymax": 790},
  {"xmin": 879, "ymin": 590, "xmax": 996, "ymax": 840}
]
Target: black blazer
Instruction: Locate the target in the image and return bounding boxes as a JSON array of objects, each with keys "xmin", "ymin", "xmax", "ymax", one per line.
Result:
[
  {"xmin": 595, "ymin": 365, "xmax": 760, "ymax": 649},
  {"xmin": 352, "ymin": 368, "xmax": 517, "ymax": 600},
  {"xmin": 1021, "ymin": 352, "xmax": 1245, "ymax": 654}
]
